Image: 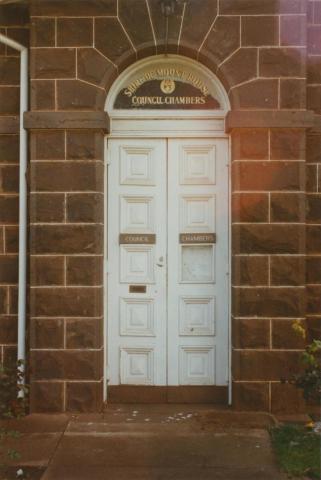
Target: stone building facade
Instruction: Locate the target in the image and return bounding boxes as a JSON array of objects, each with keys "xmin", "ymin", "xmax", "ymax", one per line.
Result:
[{"xmin": 0, "ymin": 0, "xmax": 320, "ymax": 413}]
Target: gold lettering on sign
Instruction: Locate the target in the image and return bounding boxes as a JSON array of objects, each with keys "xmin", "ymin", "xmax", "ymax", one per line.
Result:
[
  {"xmin": 180, "ymin": 233, "xmax": 216, "ymax": 244},
  {"xmin": 131, "ymin": 96, "xmax": 206, "ymax": 106},
  {"xmin": 124, "ymin": 68, "xmax": 209, "ymax": 97},
  {"xmin": 119, "ymin": 234, "xmax": 156, "ymax": 244}
]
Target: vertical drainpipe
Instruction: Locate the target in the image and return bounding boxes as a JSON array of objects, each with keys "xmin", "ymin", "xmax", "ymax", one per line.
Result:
[{"xmin": 0, "ymin": 33, "xmax": 28, "ymax": 387}]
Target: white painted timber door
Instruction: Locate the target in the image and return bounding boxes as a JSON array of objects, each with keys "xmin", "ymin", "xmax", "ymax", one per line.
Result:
[{"xmin": 107, "ymin": 137, "xmax": 229, "ymax": 387}]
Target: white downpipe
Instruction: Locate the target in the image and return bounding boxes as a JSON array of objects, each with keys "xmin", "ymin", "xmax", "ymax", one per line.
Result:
[{"xmin": 0, "ymin": 34, "xmax": 28, "ymax": 384}]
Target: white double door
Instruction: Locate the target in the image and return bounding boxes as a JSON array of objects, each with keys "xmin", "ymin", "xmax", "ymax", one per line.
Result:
[{"xmin": 107, "ymin": 137, "xmax": 229, "ymax": 387}]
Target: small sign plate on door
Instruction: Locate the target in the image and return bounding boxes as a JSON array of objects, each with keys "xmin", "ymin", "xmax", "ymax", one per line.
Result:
[
  {"xmin": 119, "ymin": 234, "xmax": 156, "ymax": 244},
  {"xmin": 179, "ymin": 233, "xmax": 216, "ymax": 244}
]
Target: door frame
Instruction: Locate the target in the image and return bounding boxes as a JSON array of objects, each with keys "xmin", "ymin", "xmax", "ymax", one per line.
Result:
[{"xmin": 104, "ymin": 55, "xmax": 231, "ymax": 403}]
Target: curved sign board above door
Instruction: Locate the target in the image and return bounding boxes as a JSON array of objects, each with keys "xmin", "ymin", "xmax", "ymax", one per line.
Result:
[{"xmin": 113, "ymin": 59, "xmax": 223, "ymax": 110}]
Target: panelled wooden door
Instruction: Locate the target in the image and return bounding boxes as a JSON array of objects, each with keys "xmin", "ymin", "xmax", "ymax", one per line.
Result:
[{"xmin": 107, "ymin": 137, "xmax": 229, "ymax": 387}]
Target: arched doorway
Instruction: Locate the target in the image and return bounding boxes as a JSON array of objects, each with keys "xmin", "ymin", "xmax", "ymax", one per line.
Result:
[{"xmin": 104, "ymin": 55, "xmax": 231, "ymax": 403}]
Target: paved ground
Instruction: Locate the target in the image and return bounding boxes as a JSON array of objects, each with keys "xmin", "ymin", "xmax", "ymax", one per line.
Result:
[{"xmin": 1, "ymin": 405, "xmax": 286, "ymax": 480}]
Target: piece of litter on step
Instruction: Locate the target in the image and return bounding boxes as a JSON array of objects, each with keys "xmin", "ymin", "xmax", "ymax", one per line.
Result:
[
  {"xmin": 255, "ymin": 445, "xmax": 260, "ymax": 448},
  {"xmin": 133, "ymin": 410, "xmax": 138, "ymax": 414},
  {"xmin": 16, "ymin": 469, "xmax": 24, "ymax": 478},
  {"xmin": 126, "ymin": 418, "xmax": 133, "ymax": 421},
  {"xmin": 144, "ymin": 418, "xmax": 150, "ymax": 422}
]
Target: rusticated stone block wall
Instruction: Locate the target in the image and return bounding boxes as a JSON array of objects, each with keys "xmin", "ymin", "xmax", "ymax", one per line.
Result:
[
  {"xmin": 0, "ymin": 4, "xmax": 29, "ymax": 370},
  {"xmin": 29, "ymin": 129, "xmax": 104, "ymax": 412},
  {"xmin": 0, "ymin": 0, "xmax": 315, "ymax": 413},
  {"xmin": 306, "ymin": 1, "xmax": 321, "ymax": 350},
  {"xmin": 231, "ymin": 128, "xmax": 307, "ymax": 413}
]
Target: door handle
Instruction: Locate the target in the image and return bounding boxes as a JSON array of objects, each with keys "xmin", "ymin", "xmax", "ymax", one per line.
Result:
[{"xmin": 156, "ymin": 256, "xmax": 165, "ymax": 267}]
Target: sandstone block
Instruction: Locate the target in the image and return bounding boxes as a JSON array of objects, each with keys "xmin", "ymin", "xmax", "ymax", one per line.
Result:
[
  {"xmin": 233, "ymin": 350, "xmax": 302, "ymax": 381},
  {"xmin": 280, "ymin": 15, "xmax": 306, "ymax": 46},
  {"xmin": 31, "ymin": 48, "xmax": 76, "ymax": 79},
  {"xmin": 30, "ymin": 193, "xmax": 65, "ymax": 223},
  {"xmin": 306, "ymin": 256, "xmax": 321, "ymax": 283},
  {"xmin": 67, "ymin": 193, "xmax": 103, "ymax": 223},
  {"xmin": 233, "ymin": 286, "xmax": 305, "ymax": 317},
  {"xmin": 31, "ymin": 162, "xmax": 103, "ymax": 192},
  {"xmin": 66, "ymin": 131, "xmax": 103, "ymax": 160},
  {"xmin": 201, "ymin": 16, "xmax": 240, "ymax": 65},
  {"xmin": 30, "ymin": 318, "xmax": 64, "ymax": 349},
  {"xmin": 30, "ymin": 224, "xmax": 103, "ymax": 254},
  {"xmin": 31, "ymin": 131, "xmax": 65, "ymax": 160},
  {"xmin": 66, "ymin": 318, "xmax": 102, "ymax": 349},
  {"xmin": 233, "ymin": 161, "xmax": 304, "ymax": 191},
  {"xmin": 308, "ymin": 25, "xmax": 321, "ymax": 54},
  {"xmin": 270, "ymin": 129, "xmax": 305, "ymax": 160},
  {"xmin": 232, "ymin": 255, "xmax": 268, "ymax": 286},
  {"xmin": 57, "ymin": 80, "xmax": 103, "ymax": 110},
  {"xmin": 30, "ymin": 350, "xmax": 103, "ymax": 381},
  {"xmin": 270, "ymin": 255, "xmax": 305, "ymax": 286},
  {"xmin": 233, "ymin": 382, "xmax": 269, "ymax": 411},
  {"xmin": 260, "ymin": 48, "xmax": 305, "ymax": 77},
  {"xmin": 233, "ymin": 318, "xmax": 270, "ymax": 349},
  {"xmin": 66, "ymin": 381, "xmax": 103, "ymax": 413},
  {"xmin": 30, "ymin": 381, "xmax": 64, "ymax": 413},
  {"xmin": 0, "ymin": 255, "xmax": 18, "ymax": 284},
  {"xmin": 57, "ymin": 18, "xmax": 93, "ymax": 47},
  {"xmin": 232, "ymin": 193, "xmax": 269, "ymax": 222},
  {"xmin": 30, "ymin": 256, "xmax": 65, "ymax": 286},
  {"xmin": 271, "ymin": 383, "xmax": 306, "ymax": 414},
  {"xmin": 0, "ymin": 196, "xmax": 19, "ymax": 224},
  {"xmin": 66, "ymin": 256, "xmax": 103, "ymax": 286},
  {"xmin": 307, "ymin": 194, "xmax": 321, "ymax": 222},
  {"xmin": 31, "ymin": 80, "xmax": 55, "ymax": 110},
  {"xmin": 31, "ymin": 18, "xmax": 55, "ymax": 47},
  {"xmin": 0, "ymin": 316, "xmax": 17, "ymax": 344},
  {"xmin": 232, "ymin": 129, "xmax": 269, "ymax": 160},
  {"xmin": 242, "ymin": 16, "xmax": 278, "ymax": 46},
  {"xmin": 30, "ymin": 287, "xmax": 103, "ymax": 317},
  {"xmin": 270, "ymin": 192, "xmax": 305, "ymax": 222},
  {"xmin": 0, "ymin": 135, "xmax": 19, "ymax": 163},
  {"xmin": 272, "ymin": 319, "xmax": 306, "ymax": 349},
  {"xmin": 280, "ymin": 79, "xmax": 306, "ymax": 109},
  {"xmin": 233, "ymin": 224, "xmax": 305, "ymax": 254}
]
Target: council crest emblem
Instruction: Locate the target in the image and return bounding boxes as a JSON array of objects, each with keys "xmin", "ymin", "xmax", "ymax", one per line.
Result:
[{"xmin": 160, "ymin": 78, "xmax": 176, "ymax": 94}]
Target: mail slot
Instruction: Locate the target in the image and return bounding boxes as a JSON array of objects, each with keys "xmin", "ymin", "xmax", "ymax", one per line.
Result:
[
  {"xmin": 129, "ymin": 285, "xmax": 147, "ymax": 293},
  {"xmin": 119, "ymin": 234, "xmax": 156, "ymax": 244},
  {"xmin": 179, "ymin": 233, "xmax": 216, "ymax": 244}
]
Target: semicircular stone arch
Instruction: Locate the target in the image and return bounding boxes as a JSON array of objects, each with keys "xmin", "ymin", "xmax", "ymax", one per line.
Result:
[{"xmin": 73, "ymin": 0, "xmax": 271, "ymax": 112}]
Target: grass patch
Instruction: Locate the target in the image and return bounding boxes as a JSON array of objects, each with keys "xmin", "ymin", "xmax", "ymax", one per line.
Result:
[{"xmin": 271, "ymin": 424, "xmax": 321, "ymax": 479}]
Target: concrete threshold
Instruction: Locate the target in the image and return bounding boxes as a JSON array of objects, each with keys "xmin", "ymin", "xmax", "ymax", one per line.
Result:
[{"xmin": 0, "ymin": 407, "xmax": 284, "ymax": 480}]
